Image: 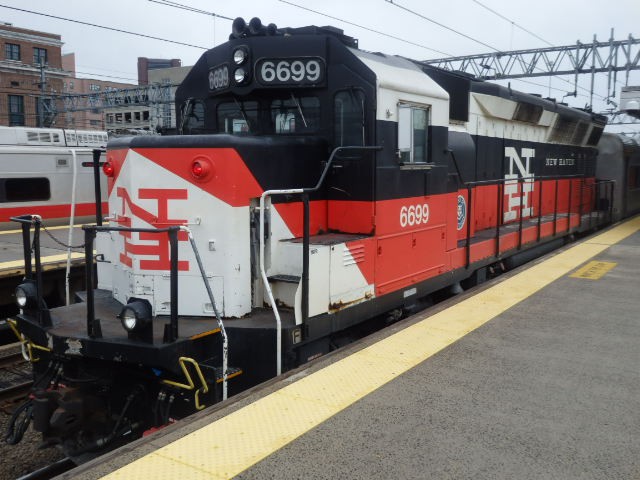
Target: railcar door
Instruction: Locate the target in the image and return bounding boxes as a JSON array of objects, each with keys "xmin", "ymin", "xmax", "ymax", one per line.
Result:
[{"xmin": 327, "ymin": 89, "xmax": 375, "ymax": 235}]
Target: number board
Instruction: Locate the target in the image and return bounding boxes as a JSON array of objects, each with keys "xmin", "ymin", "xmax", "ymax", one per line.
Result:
[
  {"xmin": 256, "ymin": 57, "xmax": 325, "ymax": 86},
  {"xmin": 209, "ymin": 64, "xmax": 230, "ymax": 91}
]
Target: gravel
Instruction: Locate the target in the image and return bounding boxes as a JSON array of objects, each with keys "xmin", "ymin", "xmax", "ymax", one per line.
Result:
[
  {"xmin": 0, "ymin": 344, "xmax": 66, "ymax": 479},
  {"xmin": 0, "ymin": 408, "xmax": 66, "ymax": 480}
]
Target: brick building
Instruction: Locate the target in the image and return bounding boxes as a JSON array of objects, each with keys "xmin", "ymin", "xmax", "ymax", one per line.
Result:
[
  {"xmin": 0, "ymin": 22, "xmax": 70, "ymax": 127},
  {"xmin": 137, "ymin": 57, "xmax": 181, "ymax": 85}
]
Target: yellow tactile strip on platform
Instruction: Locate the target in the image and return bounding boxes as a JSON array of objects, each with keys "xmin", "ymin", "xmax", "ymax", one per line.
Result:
[
  {"xmin": 102, "ymin": 216, "xmax": 640, "ymax": 480},
  {"xmin": 0, "ymin": 252, "xmax": 86, "ymax": 275},
  {"xmin": 570, "ymin": 260, "xmax": 618, "ymax": 280}
]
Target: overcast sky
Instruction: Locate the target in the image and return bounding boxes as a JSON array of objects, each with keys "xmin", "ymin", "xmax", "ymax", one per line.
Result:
[{"xmin": 1, "ymin": 0, "xmax": 638, "ymax": 128}]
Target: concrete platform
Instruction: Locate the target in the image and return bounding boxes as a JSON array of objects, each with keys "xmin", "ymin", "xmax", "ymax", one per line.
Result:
[
  {"xmin": 0, "ymin": 224, "xmax": 87, "ymax": 278},
  {"xmin": 62, "ymin": 216, "xmax": 640, "ymax": 480}
]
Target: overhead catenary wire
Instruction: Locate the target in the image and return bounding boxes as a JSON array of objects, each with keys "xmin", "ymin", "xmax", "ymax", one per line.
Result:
[
  {"xmin": 75, "ymin": 64, "xmax": 140, "ymax": 77},
  {"xmin": 148, "ymin": 0, "xmax": 233, "ymax": 20},
  {"xmin": 278, "ymin": 0, "xmax": 452, "ymax": 57},
  {"xmin": 385, "ymin": 0, "xmax": 501, "ymax": 52},
  {"xmin": 2, "ymin": 1, "xmax": 619, "ymax": 113},
  {"xmin": 0, "ymin": 3, "xmax": 209, "ymax": 49},
  {"xmin": 467, "ymin": 0, "xmax": 616, "ymax": 100},
  {"xmin": 386, "ymin": 0, "xmax": 607, "ymax": 102},
  {"xmin": 508, "ymin": 78, "xmax": 591, "ymax": 100},
  {"xmin": 470, "ymin": 0, "xmax": 554, "ymax": 47},
  {"xmin": 73, "ymin": 71, "xmax": 138, "ymax": 82}
]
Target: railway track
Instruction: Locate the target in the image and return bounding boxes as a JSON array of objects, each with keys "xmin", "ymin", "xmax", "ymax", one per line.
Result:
[
  {"xmin": 14, "ymin": 458, "xmax": 76, "ymax": 480},
  {"xmin": 0, "ymin": 343, "xmax": 32, "ymax": 411},
  {"xmin": 0, "ymin": 349, "xmax": 25, "ymax": 369}
]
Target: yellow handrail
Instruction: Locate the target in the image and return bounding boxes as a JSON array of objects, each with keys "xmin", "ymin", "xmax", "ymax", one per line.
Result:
[
  {"xmin": 7, "ymin": 318, "xmax": 50, "ymax": 363},
  {"xmin": 162, "ymin": 357, "xmax": 209, "ymax": 410}
]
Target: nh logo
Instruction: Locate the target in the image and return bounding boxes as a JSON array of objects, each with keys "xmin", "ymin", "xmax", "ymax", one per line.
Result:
[
  {"xmin": 116, "ymin": 187, "xmax": 190, "ymax": 271},
  {"xmin": 504, "ymin": 147, "xmax": 535, "ymax": 222}
]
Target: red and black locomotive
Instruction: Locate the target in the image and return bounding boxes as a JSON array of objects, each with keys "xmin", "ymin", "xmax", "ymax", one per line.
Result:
[{"xmin": 8, "ymin": 17, "xmax": 630, "ymax": 456}]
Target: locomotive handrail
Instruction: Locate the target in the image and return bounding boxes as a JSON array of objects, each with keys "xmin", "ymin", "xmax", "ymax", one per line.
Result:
[
  {"xmin": 462, "ymin": 173, "xmax": 586, "ymax": 187},
  {"xmin": 302, "ymin": 145, "xmax": 383, "ymax": 193},
  {"xmin": 11, "ymin": 215, "xmax": 52, "ymax": 328},
  {"xmin": 82, "ymin": 222, "xmax": 231, "ymax": 400},
  {"xmin": 259, "ymin": 145, "xmax": 382, "ymax": 376},
  {"xmin": 180, "ymin": 225, "xmax": 229, "ymax": 401},
  {"xmin": 65, "ymin": 149, "xmax": 79, "ymax": 307},
  {"xmin": 91, "ymin": 148, "xmax": 106, "ymax": 227},
  {"xmin": 162, "ymin": 357, "xmax": 210, "ymax": 410},
  {"xmin": 82, "ymin": 225, "xmax": 181, "ymax": 340},
  {"xmin": 461, "ymin": 175, "xmax": 616, "ymax": 269},
  {"xmin": 259, "ymin": 188, "xmax": 301, "ymax": 377}
]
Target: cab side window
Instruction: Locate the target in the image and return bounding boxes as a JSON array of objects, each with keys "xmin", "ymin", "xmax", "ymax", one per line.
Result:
[
  {"xmin": 334, "ymin": 90, "xmax": 365, "ymax": 147},
  {"xmin": 398, "ymin": 103, "xmax": 430, "ymax": 164},
  {"xmin": 182, "ymin": 99, "xmax": 206, "ymax": 133}
]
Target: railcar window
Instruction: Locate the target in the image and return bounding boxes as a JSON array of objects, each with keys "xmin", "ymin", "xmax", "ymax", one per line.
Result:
[
  {"xmin": 1, "ymin": 178, "xmax": 50, "ymax": 203},
  {"xmin": 217, "ymin": 100, "xmax": 258, "ymax": 135},
  {"xmin": 270, "ymin": 96, "xmax": 320, "ymax": 134},
  {"xmin": 334, "ymin": 90, "xmax": 365, "ymax": 146},
  {"xmin": 397, "ymin": 103, "xmax": 430, "ymax": 164}
]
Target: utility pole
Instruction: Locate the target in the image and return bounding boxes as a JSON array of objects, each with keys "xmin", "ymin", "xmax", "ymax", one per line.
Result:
[{"xmin": 38, "ymin": 61, "xmax": 45, "ymax": 127}]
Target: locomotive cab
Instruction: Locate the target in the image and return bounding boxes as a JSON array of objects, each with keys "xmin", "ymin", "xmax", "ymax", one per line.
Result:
[{"xmin": 98, "ymin": 20, "xmax": 453, "ymax": 328}]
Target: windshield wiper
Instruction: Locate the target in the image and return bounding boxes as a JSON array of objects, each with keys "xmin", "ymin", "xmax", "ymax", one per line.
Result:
[
  {"xmin": 290, "ymin": 92, "xmax": 308, "ymax": 128},
  {"xmin": 178, "ymin": 98, "xmax": 194, "ymax": 134},
  {"xmin": 233, "ymin": 97, "xmax": 251, "ymax": 132}
]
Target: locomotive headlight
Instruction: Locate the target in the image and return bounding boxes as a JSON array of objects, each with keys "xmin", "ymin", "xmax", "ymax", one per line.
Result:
[
  {"xmin": 121, "ymin": 308, "xmax": 138, "ymax": 331},
  {"xmin": 234, "ymin": 67, "xmax": 246, "ymax": 84},
  {"xmin": 233, "ymin": 48, "xmax": 247, "ymax": 65},
  {"xmin": 15, "ymin": 282, "xmax": 37, "ymax": 308},
  {"xmin": 120, "ymin": 300, "xmax": 152, "ymax": 333}
]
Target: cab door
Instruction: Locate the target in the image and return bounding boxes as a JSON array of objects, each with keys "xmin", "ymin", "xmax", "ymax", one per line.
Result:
[{"xmin": 327, "ymin": 89, "xmax": 375, "ymax": 234}]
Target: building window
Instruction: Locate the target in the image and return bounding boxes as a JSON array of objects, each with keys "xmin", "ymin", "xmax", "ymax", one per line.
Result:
[
  {"xmin": 89, "ymin": 84, "xmax": 101, "ymax": 91},
  {"xmin": 90, "ymin": 119, "xmax": 101, "ymax": 127},
  {"xmin": 8, "ymin": 95, "xmax": 25, "ymax": 126},
  {"xmin": 33, "ymin": 47, "xmax": 48, "ymax": 65},
  {"xmin": 397, "ymin": 103, "xmax": 430, "ymax": 164},
  {"xmin": 5, "ymin": 43, "xmax": 20, "ymax": 61}
]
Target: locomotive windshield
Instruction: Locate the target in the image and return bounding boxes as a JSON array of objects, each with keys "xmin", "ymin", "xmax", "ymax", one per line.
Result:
[
  {"xmin": 178, "ymin": 92, "xmax": 322, "ymax": 136},
  {"xmin": 216, "ymin": 94, "xmax": 320, "ymax": 135}
]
